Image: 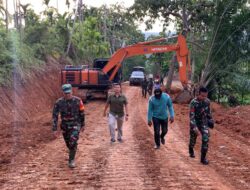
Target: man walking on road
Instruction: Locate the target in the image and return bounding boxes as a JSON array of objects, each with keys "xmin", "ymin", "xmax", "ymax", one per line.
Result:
[
  {"xmin": 147, "ymin": 78, "xmax": 153, "ymax": 96},
  {"xmin": 147, "ymin": 88, "xmax": 175, "ymax": 149},
  {"xmin": 189, "ymin": 87, "xmax": 214, "ymax": 165},
  {"xmin": 141, "ymin": 77, "xmax": 148, "ymax": 98},
  {"xmin": 103, "ymin": 84, "xmax": 128, "ymax": 143},
  {"xmin": 52, "ymin": 84, "xmax": 85, "ymax": 168}
]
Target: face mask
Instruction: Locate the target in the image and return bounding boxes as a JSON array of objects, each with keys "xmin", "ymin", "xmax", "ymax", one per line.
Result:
[{"xmin": 154, "ymin": 91, "xmax": 162, "ymax": 99}]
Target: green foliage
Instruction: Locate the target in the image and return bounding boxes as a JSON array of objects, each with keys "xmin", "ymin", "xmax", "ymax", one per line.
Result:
[
  {"xmin": 96, "ymin": 4, "xmax": 144, "ymax": 53},
  {"xmin": 0, "ymin": 28, "xmax": 43, "ymax": 85},
  {"xmin": 24, "ymin": 14, "xmax": 67, "ymax": 59},
  {"xmin": 24, "ymin": 9, "xmax": 39, "ymax": 27},
  {"xmin": 10, "ymin": 30, "xmax": 43, "ymax": 70},
  {"xmin": 71, "ymin": 17, "xmax": 109, "ymax": 63},
  {"xmin": 198, "ymin": 0, "xmax": 250, "ymax": 104},
  {"xmin": 0, "ymin": 28, "xmax": 13, "ymax": 64},
  {"xmin": 0, "ymin": 27, "xmax": 13, "ymax": 84},
  {"xmin": 131, "ymin": 0, "xmax": 250, "ymax": 105},
  {"xmin": 145, "ymin": 33, "xmax": 174, "ymax": 75},
  {"xmin": 131, "ymin": 0, "xmax": 215, "ymax": 32},
  {"xmin": 0, "ymin": 2, "xmax": 146, "ymax": 85}
]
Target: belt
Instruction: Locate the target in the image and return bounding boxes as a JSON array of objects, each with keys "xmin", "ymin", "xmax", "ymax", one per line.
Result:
[{"xmin": 62, "ymin": 118, "xmax": 75, "ymax": 121}]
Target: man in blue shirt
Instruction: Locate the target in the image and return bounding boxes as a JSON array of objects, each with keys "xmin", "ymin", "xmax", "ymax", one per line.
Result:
[{"xmin": 147, "ymin": 88, "xmax": 175, "ymax": 149}]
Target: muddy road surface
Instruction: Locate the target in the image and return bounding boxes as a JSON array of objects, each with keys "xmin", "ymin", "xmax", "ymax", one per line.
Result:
[{"xmin": 0, "ymin": 84, "xmax": 249, "ymax": 189}]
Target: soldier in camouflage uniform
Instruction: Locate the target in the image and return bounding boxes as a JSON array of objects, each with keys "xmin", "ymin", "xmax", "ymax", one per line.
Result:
[
  {"xmin": 52, "ymin": 84, "xmax": 85, "ymax": 168},
  {"xmin": 189, "ymin": 87, "xmax": 214, "ymax": 165}
]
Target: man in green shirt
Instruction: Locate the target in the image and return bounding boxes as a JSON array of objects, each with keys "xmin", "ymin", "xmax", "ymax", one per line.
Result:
[{"xmin": 103, "ymin": 84, "xmax": 128, "ymax": 143}]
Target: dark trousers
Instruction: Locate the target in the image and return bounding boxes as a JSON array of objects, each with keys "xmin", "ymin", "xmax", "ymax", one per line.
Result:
[
  {"xmin": 142, "ymin": 87, "xmax": 147, "ymax": 98},
  {"xmin": 148, "ymin": 86, "xmax": 153, "ymax": 96},
  {"xmin": 189, "ymin": 125, "xmax": 209, "ymax": 153},
  {"xmin": 152, "ymin": 117, "xmax": 168, "ymax": 146}
]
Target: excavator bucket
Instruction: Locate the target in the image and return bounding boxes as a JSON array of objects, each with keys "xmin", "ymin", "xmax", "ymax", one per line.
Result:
[{"xmin": 173, "ymin": 89, "xmax": 193, "ymax": 104}]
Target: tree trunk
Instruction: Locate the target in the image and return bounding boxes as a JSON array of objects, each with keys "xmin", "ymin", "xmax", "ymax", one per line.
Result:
[
  {"xmin": 5, "ymin": 0, "xmax": 8, "ymax": 31},
  {"xmin": 78, "ymin": 0, "xmax": 83, "ymax": 22},
  {"xmin": 189, "ymin": 32, "xmax": 195, "ymax": 83},
  {"xmin": 218, "ymin": 85, "xmax": 221, "ymax": 103},
  {"xmin": 103, "ymin": 7, "xmax": 108, "ymax": 43},
  {"xmin": 166, "ymin": 55, "xmax": 176, "ymax": 92},
  {"xmin": 191, "ymin": 52, "xmax": 195, "ymax": 82},
  {"xmin": 66, "ymin": 1, "xmax": 79, "ymax": 56},
  {"xmin": 241, "ymin": 92, "xmax": 244, "ymax": 104}
]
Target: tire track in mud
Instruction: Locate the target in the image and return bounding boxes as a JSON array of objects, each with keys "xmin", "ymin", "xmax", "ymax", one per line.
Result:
[
  {"xmin": 1, "ymin": 100, "xmax": 115, "ymax": 189},
  {"xmin": 0, "ymin": 84, "xmax": 248, "ymax": 189},
  {"xmin": 173, "ymin": 105, "xmax": 250, "ymax": 190},
  {"xmin": 135, "ymin": 89, "xmax": 235, "ymax": 190},
  {"xmin": 91, "ymin": 86, "xmax": 159, "ymax": 189},
  {"xmin": 1, "ymin": 85, "xmax": 169, "ymax": 189}
]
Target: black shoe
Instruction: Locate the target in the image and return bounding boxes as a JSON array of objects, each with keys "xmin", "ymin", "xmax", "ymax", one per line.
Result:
[
  {"xmin": 190, "ymin": 153, "xmax": 195, "ymax": 158},
  {"xmin": 111, "ymin": 139, "xmax": 116, "ymax": 143},
  {"xmin": 189, "ymin": 147, "xmax": 195, "ymax": 158},
  {"xmin": 117, "ymin": 138, "xmax": 123, "ymax": 143},
  {"xmin": 68, "ymin": 160, "xmax": 76, "ymax": 168},
  {"xmin": 201, "ymin": 151, "xmax": 209, "ymax": 165},
  {"xmin": 161, "ymin": 138, "xmax": 165, "ymax": 145},
  {"xmin": 201, "ymin": 158, "xmax": 209, "ymax": 165},
  {"xmin": 154, "ymin": 145, "xmax": 160, "ymax": 149}
]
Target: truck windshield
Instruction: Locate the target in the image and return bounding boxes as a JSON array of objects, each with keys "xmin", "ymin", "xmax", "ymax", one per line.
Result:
[
  {"xmin": 133, "ymin": 67, "xmax": 145, "ymax": 72},
  {"xmin": 131, "ymin": 71, "xmax": 144, "ymax": 77}
]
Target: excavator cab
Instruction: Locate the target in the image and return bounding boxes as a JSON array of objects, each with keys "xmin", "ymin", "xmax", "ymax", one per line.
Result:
[{"xmin": 93, "ymin": 58, "xmax": 122, "ymax": 84}]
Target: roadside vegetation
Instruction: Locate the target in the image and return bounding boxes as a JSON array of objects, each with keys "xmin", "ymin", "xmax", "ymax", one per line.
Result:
[{"xmin": 0, "ymin": 0, "xmax": 249, "ymax": 105}]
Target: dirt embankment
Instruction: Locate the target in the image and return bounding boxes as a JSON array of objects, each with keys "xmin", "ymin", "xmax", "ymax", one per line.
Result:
[
  {"xmin": 0, "ymin": 60, "xmax": 61, "ymax": 124},
  {"xmin": 0, "ymin": 58, "xmax": 62, "ymax": 167}
]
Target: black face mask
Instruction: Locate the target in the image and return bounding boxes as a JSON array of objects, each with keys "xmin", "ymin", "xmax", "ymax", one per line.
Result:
[{"xmin": 154, "ymin": 90, "xmax": 162, "ymax": 99}]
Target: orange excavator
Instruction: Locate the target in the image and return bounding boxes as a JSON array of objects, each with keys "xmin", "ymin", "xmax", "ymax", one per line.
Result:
[{"xmin": 61, "ymin": 34, "xmax": 190, "ymax": 99}]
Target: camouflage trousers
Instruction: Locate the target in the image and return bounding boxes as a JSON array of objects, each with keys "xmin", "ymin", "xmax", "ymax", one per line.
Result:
[
  {"xmin": 189, "ymin": 125, "xmax": 210, "ymax": 153},
  {"xmin": 61, "ymin": 123, "xmax": 81, "ymax": 161}
]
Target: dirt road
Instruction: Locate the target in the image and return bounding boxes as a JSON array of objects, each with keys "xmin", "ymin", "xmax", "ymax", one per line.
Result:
[{"xmin": 0, "ymin": 84, "xmax": 249, "ymax": 189}]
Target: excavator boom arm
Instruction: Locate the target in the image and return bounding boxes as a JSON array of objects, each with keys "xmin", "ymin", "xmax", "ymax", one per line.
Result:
[{"xmin": 103, "ymin": 34, "xmax": 189, "ymax": 86}]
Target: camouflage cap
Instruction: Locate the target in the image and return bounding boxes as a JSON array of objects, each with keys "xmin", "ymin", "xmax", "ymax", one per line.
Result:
[{"xmin": 62, "ymin": 84, "xmax": 72, "ymax": 93}]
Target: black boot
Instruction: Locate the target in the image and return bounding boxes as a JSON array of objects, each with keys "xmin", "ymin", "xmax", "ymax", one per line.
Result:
[
  {"xmin": 189, "ymin": 147, "xmax": 195, "ymax": 158},
  {"xmin": 69, "ymin": 150, "xmax": 76, "ymax": 161},
  {"xmin": 68, "ymin": 150, "xmax": 76, "ymax": 168},
  {"xmin": 200, "ymin": 151, "xmax": 209, "ymax": 165}
]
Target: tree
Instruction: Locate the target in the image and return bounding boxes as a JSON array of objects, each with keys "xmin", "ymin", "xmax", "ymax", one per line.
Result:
[
  {"xmin": 144, "ymin": 32, "xmax": 174, "ymax": 77},
  {"xmin": 199, "ymin": 0, "xmax": 250, "ymax": 90},
  {"xmin": 131, "ymin": 0, "xmax": 215, "ymax": 90},
  {"xmin": 0, "ymin": 0, "xmax": 10, "ymax": 31},
  {"xmin": 97, "ymin": 4, "xmax": 144, "ymax": 55},
  {"xmin": 19, "ymin": 3, "xmax": 31, "ymax": 26},
  {"xmin": 71, "ymin": 16, "xmax": 109, "ymax": 63}
]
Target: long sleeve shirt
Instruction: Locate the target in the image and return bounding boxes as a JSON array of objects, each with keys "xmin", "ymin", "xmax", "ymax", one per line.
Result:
[
  {"xmin": 147, "ymin": 93, "xmax": 174, "ymax": 122},
  {"xmin": 189, "ymin": 98, "xmax": 212, "ymax": 129},
  {"xmin": 52, "ymin": 96, "xmax": 85, "ymax": 131}
]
